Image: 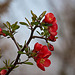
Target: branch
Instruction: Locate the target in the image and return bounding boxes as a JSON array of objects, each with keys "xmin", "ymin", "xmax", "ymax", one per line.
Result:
[
  {"xmin": 6, "ymin": 25, "xmax": 38, "ymax": 75},
  {"xmin": 11, "ymin": 36, "xmax": 20, "ymax": 51},
  {"xmin": 32, "ymin": 36, "xmax": 48, "ymax": 43}
]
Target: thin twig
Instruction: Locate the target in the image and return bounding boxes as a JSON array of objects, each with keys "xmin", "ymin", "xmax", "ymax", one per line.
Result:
[
  {"xmin": 32, "ymin": 36, "xmax": 48, "ymax": 43},
  {"xmin": 11, "ymin": 36, "xmax": 20, "ymax": 51}
]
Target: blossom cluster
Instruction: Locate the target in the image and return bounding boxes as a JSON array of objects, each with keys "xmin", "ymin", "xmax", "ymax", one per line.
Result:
[
  {"xmin": 32, "ymin": 13, "xmax": 58, "ymax": 71},
  {"xmin": 44, "ymin": 13, "xmax": 58, "ymax": 41},
  {"xmin": 32, "ymin": 43, "xmax": 51, "ymax": 71},
  {"xmin": 43, "ymin": 13, "xmax": 58, "ymax": 51}
]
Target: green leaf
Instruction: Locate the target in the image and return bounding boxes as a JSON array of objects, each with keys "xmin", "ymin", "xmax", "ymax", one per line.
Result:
[
  {"xmin": 31, "ymin": 10, "xmax": 37, "ymax": 21},
  {"xmin": 31, "ymin": 10, "xmax": 37, "ymax": 18},
  {"xmin": 10, "ymin": 60, "xmax": 15, "ymax": 65},
  {"xmin": 18, "ymin": 44, "xmax": 23, "ymax": 48},
  {"xmin": 25, "ymin": 17, "xmax": 30, "ymax": 25},
  {"xmin": 24, "ymin": 62, "xmax": 33, "ymax": 65},
  {"xmin": 14, "ymin": 65, "xmax": 19, "ymax": 69},
  {"xmin": 42, "ymin": 23, "xmax": 52, "ymax": 26},
  {"xmin": 38, "ymin": 11, "xmax": 46, "ymax": 20},
  {"xmin": 11, "ymin": 24, "xmax": 20, "ymax": 31},
  {"xmin": 24, "ymin": 47, "xmax": 28, "ymax": 53},
  {"xmin": 6, "ymin": 21, "xmax": 11, "ymax": 28},
  {"xmin": 17, "ymin": 51, "xmax": 25, "ymax": 54},
  {"xmin": 15, "ymin": 21, "xmax": 18, "ymax": 25},
  {"xmin": 8, "ymin": 59, "xmax": 10, "ymax": 65},
  {"xmin": 3, "ymin": 23, "xmax": 8, "ymax": 28},
  {"xmin": 9, "ymin": 65, "xmax": 19, "ymax": 69},
  {"xmin": 2, "ymin": 30, "xmax": 9, "ymax": 35},
  {"xmin": 55, "ymin": 37, "xmax": 58, "ymax": 39},
  {"xmin": 19, "ymin": 22, "xmax": 29, "ymax": 26},
  {"xmin": 31, "ymin": 22, "xmax": 39, "ymax": 26}
]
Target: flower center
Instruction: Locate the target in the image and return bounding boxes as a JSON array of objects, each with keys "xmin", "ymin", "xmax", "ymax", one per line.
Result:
[
  {"xmin": 49, "ymin": 18, "xmax": 51, "ymax": 20},
  {"xmin": 40, "ymin": 58, "xmax": 45, "ymax": 64}
]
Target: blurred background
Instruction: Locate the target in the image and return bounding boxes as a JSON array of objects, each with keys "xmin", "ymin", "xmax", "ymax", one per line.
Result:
[{"xmin": 0, "ymin": 0, "xmax": 75, "ymax": 75}]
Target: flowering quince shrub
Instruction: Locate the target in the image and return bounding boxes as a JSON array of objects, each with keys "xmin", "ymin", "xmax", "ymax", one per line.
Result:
[{"xmin": 0, "ymin": 11, "xmax": 58, "ymax": 75}]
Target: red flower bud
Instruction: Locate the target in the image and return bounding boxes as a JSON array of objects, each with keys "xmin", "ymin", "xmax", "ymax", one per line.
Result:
[{"xmin": 48, "ymin": 44, "xmax": 54, "ymax": 51}]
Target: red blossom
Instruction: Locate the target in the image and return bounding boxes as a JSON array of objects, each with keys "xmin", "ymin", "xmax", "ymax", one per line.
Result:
[
  {"xmin": 33, "ymin": 43, "xmax": 51, "ymax": 71},
  {"xmin": 34, "ymin": 42, "xmax": 43, "ymax": 52},
  {"xmin": 37, "ymin": 58, "xmax": 51, "ymax": 71},
  {"xmin": 45, "ymin": 13, "xmax": 56, "ymax": 24},
  {"xmin": 43, "ymin": 13, "xmax": 58, "ymax": 37},
  {"xmin": 48, "ymin": 23, "xmax": 58, "ymax": 32},
  {"xmin": 0, "ymin": 69, "xmax": 7, "ymax": 75}
]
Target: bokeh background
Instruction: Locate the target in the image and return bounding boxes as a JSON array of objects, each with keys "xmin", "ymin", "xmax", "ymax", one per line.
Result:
[{"xmin": 0, "ymin": 0, "xmax": 75, "ymax": 75}]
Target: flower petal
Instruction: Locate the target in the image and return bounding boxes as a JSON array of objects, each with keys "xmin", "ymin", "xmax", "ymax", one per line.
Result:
[
  {"xmin": 43, "ymin": 58, "xmax": 51, "ymax": 67},
  {"xmin": 50, "ymin": 31, "xmax": 57, "ymax": 36},
  {"xmin": 37, "ymin": 63, "xmax": 45, "ymax": 71},
  {"xmin": 34, "ymin": 43, "xmax": 43, "ymax": 51}
]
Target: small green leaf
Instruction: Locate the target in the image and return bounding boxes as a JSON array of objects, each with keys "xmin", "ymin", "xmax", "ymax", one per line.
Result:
[
  {"xmin": 8, "ymin": 59, "xmax": 10, "ymax": 65},
  {"xmin": 31, "ymin": 10, "xmax": 37, "ymax": 18},
  {"xmin": 24, "ymin": 62, "xmax": 33, "ymax": 65},
  {"xmin": 6, "ymin": 21, "xmax": 11, "ymax": 28},
  {"xmin": 17, "ymin": 51, "xmax": 25, "ymax": 54},
  {"xmin": 38, "ymin": 11, "xmax": 46, "ymax": 20},
  {"xmin": 31, "ymin": 22, "xmax": 39, "ymax": 26},
  {"xmin": 31, "ymin": 10, "xmax": 37, "ymax": 22},
  {"xmin": 11, "ymin": 24, "xmax": 20, "ymax": 31},
  {"xmin": 10, "ymin": 60, "xmax": 15, "ymax": 65},
  {"xmin": 19, "ymin": 22, "xmax": 29, "ymax": 26},
  {"xmin": 25, "ymin": 17, "xmax": 30, "ymax": 25},
  {"xmin": 55, "ymin": 37, "xmax": 58, "ymax": 39},
  {"xmin": 3, "ymin": 23, "xmax": 8, "ymax": 28},
  {"xmin": 24, "ymin": 47, "xmax": 28, "ymax": 53},
  {"xmin": 14, "ymin": 65, "xmax": 19, "ymax": 69},
  {"xmin": 2, "ymin": 30, "xmax": 9, "ymax": 35},
  {"xmin": 42, "ymin": 23, "xmax": 52, "ymax": 26},
  {"xmin": 9, "ymin": 65, "xmax": 19, "ymax": 69},
  {"xmin": 15, "ymin": 21, "xmax": 18, "ymax": 25}
]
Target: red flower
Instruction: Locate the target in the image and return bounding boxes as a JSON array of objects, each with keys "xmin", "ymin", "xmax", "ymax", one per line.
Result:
[
  {"xmin": 37, "ymin": 58, "xmax": 51, "ymax": 71},
  {"xmin": 48, "ymin": 23, "xmax": 58, "ymax": 32},
  {"xmin": 34, "ymin": 42, "xmax": 43, "ymax": 52},
  {"xmin": 0, "ymin": 69, "xmax": 7, "ymax": 75},
  {"xmin": 48, "ymin": 44, "xmax": 54, "ymax": 51},
  {"xmin": 36, "ymin": 45, "xmax": 51, "ymax": 60},
  {"xmin": 48, "ymin": 23, "xmax": 58, "ymax": 36},
  {"xmin": 33, "ymin": 43, "xmax": 51, "ymax": 71},
  {"xmin": 45, "ymin": 13, "xmax": 56, "ymax": 24}
]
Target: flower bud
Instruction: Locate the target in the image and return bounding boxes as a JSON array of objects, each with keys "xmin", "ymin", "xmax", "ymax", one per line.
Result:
[{"xmin": 48, "ymin": 44, "xmax": 54, "ymax": 51}]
